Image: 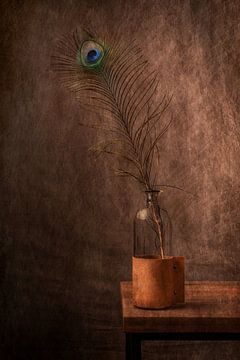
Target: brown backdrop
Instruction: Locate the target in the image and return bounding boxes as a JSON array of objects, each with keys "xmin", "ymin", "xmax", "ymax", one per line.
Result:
[{"xmin": 1, "ymin": 0, "xmax": 240, "ymax": 359}]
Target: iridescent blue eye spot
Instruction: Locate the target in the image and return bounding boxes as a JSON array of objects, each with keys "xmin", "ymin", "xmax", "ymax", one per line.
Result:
[
  {"xmin": 87, "ymin": 49, "xmax": 101, "ymax": 63},
  {"xmin": 79, "ymin": 40, "xmax": 104, "ymax": 68}
]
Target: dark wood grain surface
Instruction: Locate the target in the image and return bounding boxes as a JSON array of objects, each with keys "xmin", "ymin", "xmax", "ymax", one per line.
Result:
[{"xmin": 121, "ymin": 282, "xmax": 240, "ymax": 333}]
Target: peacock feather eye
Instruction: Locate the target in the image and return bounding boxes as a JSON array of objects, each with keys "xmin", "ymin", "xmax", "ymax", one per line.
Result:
[{"xmin": 78, "ymin": 40, "xmax": 104, "ymax": 68}]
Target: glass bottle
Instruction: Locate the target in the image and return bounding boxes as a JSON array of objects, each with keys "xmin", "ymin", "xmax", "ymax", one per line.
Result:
[{"xmin": 133, "ymin": 190, "xmax": 166, "ymax": 258}]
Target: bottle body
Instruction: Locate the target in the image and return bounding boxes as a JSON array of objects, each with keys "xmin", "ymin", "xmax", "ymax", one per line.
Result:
[
  {"xmin": 133, "ymin": 190, "xmax": 164, "ymax": 258},
  {"xmin": 132, "ymin": 190, "xmax": 185, "ymax": 309}
]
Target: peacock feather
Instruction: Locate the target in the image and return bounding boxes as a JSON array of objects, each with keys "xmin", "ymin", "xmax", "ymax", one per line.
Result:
[{"xmin": 52, "ymin": 27, "xmax": 172, "ymax": 192}]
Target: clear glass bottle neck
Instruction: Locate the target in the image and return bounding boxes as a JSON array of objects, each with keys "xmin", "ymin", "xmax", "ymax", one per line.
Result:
[{"xmin": 146, "ymin": 191, "xmax": 159, "ymax": 206}]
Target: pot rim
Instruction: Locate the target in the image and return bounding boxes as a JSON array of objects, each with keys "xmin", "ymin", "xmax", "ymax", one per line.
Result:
[{"xmin": 133, "ymin": 255, "xmax": 174, "ymax": 260}]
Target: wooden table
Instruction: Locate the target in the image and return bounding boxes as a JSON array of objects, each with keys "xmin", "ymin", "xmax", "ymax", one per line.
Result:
[{"xmin": 120, "ymin": 281, "xmax": 240, "ymax": 359}]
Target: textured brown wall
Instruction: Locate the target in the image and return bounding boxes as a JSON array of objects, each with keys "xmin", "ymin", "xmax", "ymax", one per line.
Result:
[{"xmin": 1, "ymin": 0, "xmax": 240, "ymax": 359}]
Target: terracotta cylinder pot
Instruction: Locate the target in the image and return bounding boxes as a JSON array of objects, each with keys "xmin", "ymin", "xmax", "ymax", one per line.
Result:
[{"xmin": 132, "ymin": 255, "xmax": 185, "ymax": 309}]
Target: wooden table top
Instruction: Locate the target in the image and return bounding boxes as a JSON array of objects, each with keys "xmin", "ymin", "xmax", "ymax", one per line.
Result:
[{"xmin": 121, "ymin": 281, "xmax": 240, "ymax": 333}]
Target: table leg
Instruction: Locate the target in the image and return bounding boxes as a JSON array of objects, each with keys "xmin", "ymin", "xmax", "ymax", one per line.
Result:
[{"xmin": 125, "ymin": 333, "xmax": 141, "ymax": 360}]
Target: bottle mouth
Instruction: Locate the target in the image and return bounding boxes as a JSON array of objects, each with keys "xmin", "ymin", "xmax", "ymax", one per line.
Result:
[
  {"xmin": 145, "ymin": 189, "xmax": 160, "ymax": 193},
  {"xmin": 145, "ymin": 189, "xmax": 160, "ymax": 203}
]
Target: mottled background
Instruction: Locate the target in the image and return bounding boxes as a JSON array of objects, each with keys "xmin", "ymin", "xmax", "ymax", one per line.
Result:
[{"xmin": 0, "ymin": 0, "xmax": 240, "ymax": 359}]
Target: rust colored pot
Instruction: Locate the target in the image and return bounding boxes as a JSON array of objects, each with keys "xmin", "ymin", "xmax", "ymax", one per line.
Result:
[{"xmin": 132, "ymin": 255, "xmax": 185, "ymax": 309}]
